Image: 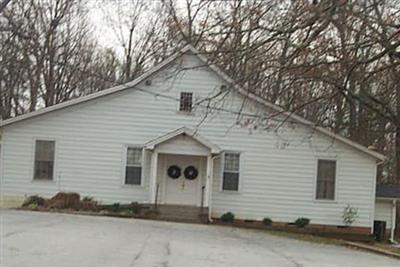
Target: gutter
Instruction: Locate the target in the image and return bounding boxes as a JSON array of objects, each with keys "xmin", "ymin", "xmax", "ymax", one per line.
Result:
[{"xmin": 390, "ymin": 199, "xmax": 397, "ymax": 243}]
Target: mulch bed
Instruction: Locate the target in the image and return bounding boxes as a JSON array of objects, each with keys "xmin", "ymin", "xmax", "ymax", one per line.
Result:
[
  {"xmin": 19, "ymin": 192, "xmax": 375, "ymax": 243},
  {"xmin": 211, "ymin": 218, "xmax": 375, "ymax": 242}
]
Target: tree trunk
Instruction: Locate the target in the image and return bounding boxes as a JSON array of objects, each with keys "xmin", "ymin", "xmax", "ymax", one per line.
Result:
[{"xmin": 395, "ymin": 81, "xmax": 400, "ymax": 183}]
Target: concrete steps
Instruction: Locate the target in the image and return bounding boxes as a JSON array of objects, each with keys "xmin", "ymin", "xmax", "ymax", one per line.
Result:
[{"xmin": 155, "ymin": 204, "xmax": 208, "ymax": 224}]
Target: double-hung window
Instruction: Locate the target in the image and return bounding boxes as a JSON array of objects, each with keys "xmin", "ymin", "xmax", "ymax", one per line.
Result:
[
  {"xmin": 125, "ymin": 147, "xmax": 142, "ymax": 185},
  {"xmin": 179, "ymin": 92, "xmax": 193, "ymax": 112},
  {"xmin": 222, "ymin": 153, "xmax": 240, "ymax": 191},
  {"xmin": 316, "ymin": 159, "xmax": 336, "ymax": 200},
  {"xmin": 34, "ymin": 140, "xmax": 55, "ymax": 180}
]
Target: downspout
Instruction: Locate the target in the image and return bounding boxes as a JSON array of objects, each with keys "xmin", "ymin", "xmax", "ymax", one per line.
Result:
[
  {"xmin": 390, "ymin": 199, "xmax": 397, "ymax": 243},
  {"xmin": 208, "ymin": 153, "xmax": 221, "ymax": 222}
]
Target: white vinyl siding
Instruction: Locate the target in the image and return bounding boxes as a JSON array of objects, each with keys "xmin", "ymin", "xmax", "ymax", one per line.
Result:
[
  {"xmin": 316, "ymin": 160, "xmax": 336, "ymax": 200},
  {"xmin": 222, "ymin": 153, "xmax": 240, "ymax": 191},
  {"xmin": 374, "ymin": 200, "xmax": 393, "ymax": 229},
  {"xmin": 125, "ymin": 147, "xmax": 142, "ymax": 185},
  {"xmin": 34, "ymin": 140, "xmax": 55, "ymax": 180}
]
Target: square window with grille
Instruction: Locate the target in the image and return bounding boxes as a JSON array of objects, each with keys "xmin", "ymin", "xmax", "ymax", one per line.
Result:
[
  {"xmin": 34, "ymin": 140, "xmax": 55, "ymax": 180},
  {"xmin": 179, "ymin": 92, "xmax": 193, "ymax": 112},
  {"xmin": 125, "ymin": 147, "xmax": 142, "ymax": 185},
  {"xmin": 316, "ymin": 160, "xmax": 336, "ymax": 200},
  {"xmin": 222, "ymin": 153, "xmax": 240, "ymax": 191}
]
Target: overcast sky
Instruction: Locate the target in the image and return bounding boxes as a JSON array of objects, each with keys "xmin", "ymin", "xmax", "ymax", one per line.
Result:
[
  {"xmin": 85, "ymin": 0, "xmax": 166, "ymax": 57},
  {"xmin": 87, "ymin": 0, "xmax": 119, "ymax": 50}
]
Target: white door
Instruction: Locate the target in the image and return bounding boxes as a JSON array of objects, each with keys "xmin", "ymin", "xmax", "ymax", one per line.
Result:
[{"xmin": 164, "ymin": 155, "xmax": 201, "ymax": 206}]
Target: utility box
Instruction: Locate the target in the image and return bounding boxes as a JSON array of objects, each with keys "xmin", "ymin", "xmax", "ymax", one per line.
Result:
[{"xmin": 373, "ymin": 220, "xmax": 386, "ymax": 242}]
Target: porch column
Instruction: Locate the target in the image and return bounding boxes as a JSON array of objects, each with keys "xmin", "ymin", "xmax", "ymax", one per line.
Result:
[
  {"xmin": 204, "ymin": 154, "xmax": 212, "ymax": 207},
  {"xmin": 149, "ymin": 151, "xmax": 159, "ymax": 204}
]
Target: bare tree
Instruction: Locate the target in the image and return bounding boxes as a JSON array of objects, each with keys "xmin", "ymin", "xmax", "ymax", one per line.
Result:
[{"xmin": 0, "ymin": 0, "xmax": 118, "ymax": 119}]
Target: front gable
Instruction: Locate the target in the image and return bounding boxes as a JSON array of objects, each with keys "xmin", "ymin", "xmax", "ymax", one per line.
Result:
[{"xmin": 145, "ymin": 127, "xmax": 221, "ymax": 155}]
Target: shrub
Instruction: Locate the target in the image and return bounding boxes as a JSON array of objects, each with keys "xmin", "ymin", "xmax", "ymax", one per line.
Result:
[
  {"xmin": 221, "ymin": 212, "xmax": 235, "ymax": 223},
  {"xmin": 28, "ymin": 203, "xmax": 39, "ymax": 210},
  {"xmin": 22, "ymin": 195, "xmax": 45, "ymax": 207},
  {"xmin": 342, "ymin": 204, "xmax": 358, "ymax": 226},
  {"xmin": 294, "ymin": 217, "xmax": 310, "ymax": 228},
  {"xmin": 112, "ymin": 203, "xmax": 120, "ymax": 212},
  {"xmin": 263, "ymin": 217, "xmax": 273, "ymax": 226}
]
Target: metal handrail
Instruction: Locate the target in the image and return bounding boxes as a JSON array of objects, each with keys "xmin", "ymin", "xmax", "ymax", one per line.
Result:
[{"xmin": 201, "ymin": 185, "xmax": 205, "ymax": 210}]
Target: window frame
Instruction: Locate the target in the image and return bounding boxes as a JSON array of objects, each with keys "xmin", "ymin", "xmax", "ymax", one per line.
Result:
[
  {"xmin": 178, "ymin": 92, "xmax": 194, "ymax": 113},
  {"xmin": 220, "ymin": 151, "xmax": 242, "ymax": 193},
  {"xmin": 31, "ymin": 138, "xmax": 57, "ymax": 182},
  {"xmin": 122, "ymin": 145, "xmax": 144, "ymax": 187},
  {"xmin": 314, "ymin": 158, "xmax": 338, "ymax": 202}
]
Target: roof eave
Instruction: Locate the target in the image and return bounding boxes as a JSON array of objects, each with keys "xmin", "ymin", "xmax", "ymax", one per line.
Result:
[
  {"xmin": 144, "ymin": 127, "xmax": 221, "ymax": 154},
  {"xmin": 376, "ymin": 196, "xmax": 400, "ymax": 200}
]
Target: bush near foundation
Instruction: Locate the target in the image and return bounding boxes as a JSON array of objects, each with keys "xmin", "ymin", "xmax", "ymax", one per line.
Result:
[
  {"xmin": 221, "ymin": 212, "xmax": 235, "ymax": 223},
  {"xmin": 294, "ymin": 217, "xmax": 310, "ymax": 228},
  {"xmin": 22, "ymin": 195, "xmax": 45, "ymax": 207},
  {"xmin": 263, "ymin": 217, "xmax": 273, "ymax": 226}
]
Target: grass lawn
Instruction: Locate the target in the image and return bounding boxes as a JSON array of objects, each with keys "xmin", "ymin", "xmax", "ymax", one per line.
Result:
[
  {"xmin": 374, "ymin": 243, "xmax": 400, "ymax": 255},
  {"xmin": 258, "ymin": 228, "xmax": 400, "ymax": 258}
]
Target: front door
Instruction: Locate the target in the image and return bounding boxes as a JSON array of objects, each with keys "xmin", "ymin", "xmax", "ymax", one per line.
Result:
[{"xmin": 164, "ymin": 155, "xmax": 201, "ymax": 206}]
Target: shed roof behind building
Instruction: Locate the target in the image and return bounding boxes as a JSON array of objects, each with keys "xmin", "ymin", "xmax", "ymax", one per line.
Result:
[{"xmin": 376, "ymin": 184, "xmax": 400, "ymax": 199}]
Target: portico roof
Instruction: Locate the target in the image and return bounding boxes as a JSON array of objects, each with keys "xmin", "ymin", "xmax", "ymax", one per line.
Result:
[{"xmin": 144, "ymin": 127, "xmax": 221, "ymax": 154}]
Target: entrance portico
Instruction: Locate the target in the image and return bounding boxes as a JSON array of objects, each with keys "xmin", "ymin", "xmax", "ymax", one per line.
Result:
[{"xmin": 144, "ymin": 127, "xmax": 221, "ymax": 208}]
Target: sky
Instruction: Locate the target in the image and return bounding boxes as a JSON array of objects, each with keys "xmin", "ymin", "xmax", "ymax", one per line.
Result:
[
  {"xmin": 87, "ymin": 0, "xmax": 120, "ymax": 51},
  {"xmin": 85, "ymin": 0, "xmax": 166, "ymax": 57}
]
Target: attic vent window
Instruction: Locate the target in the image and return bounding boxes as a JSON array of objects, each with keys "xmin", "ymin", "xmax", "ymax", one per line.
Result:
[{"xmin": 179, "ymin": 92, "xmax": 193, "ymax": 112}]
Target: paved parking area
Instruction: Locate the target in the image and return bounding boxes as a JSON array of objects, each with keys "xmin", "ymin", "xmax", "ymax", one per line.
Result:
[{"xmin": 1, "ymin": 209, "xmax": 399, "ymax": 267}]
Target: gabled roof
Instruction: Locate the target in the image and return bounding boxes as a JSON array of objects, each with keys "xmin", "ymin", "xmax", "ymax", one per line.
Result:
[
  {"xmin": 145, "ymin": 127, "xmax": 221, "ymax": 154},
  {"xmin": 0, "ymin": 45, "xmax": 385, "ymax": 161},
  {"xmin": 376, "ymin": 184, "xmax": 400, "ymax": 199}
]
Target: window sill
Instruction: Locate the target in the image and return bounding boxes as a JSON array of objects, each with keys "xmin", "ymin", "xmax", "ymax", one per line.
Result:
[
  {"xmin": 31, "ymin": 179, "xmax": 56, "ymax": 183},
  {"xmin": 176, "ymin": 111, "xmax": 195, "ymax": 116},
  {"xmin": 120, "ymin": 184, "xmax": 143, "ymax": 189},
  {"xmin": 313, "ymin": 199, "xmax": 337, "ymax": 204},
  {"xmin": 220, "ymin": 190, "xmax": 240, "ymax": 194}
]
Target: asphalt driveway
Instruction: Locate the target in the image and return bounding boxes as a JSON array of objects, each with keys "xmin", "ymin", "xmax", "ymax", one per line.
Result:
[{"xmin": 1, "ymin": 210, "xmax": 398, "ymax": 267}]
